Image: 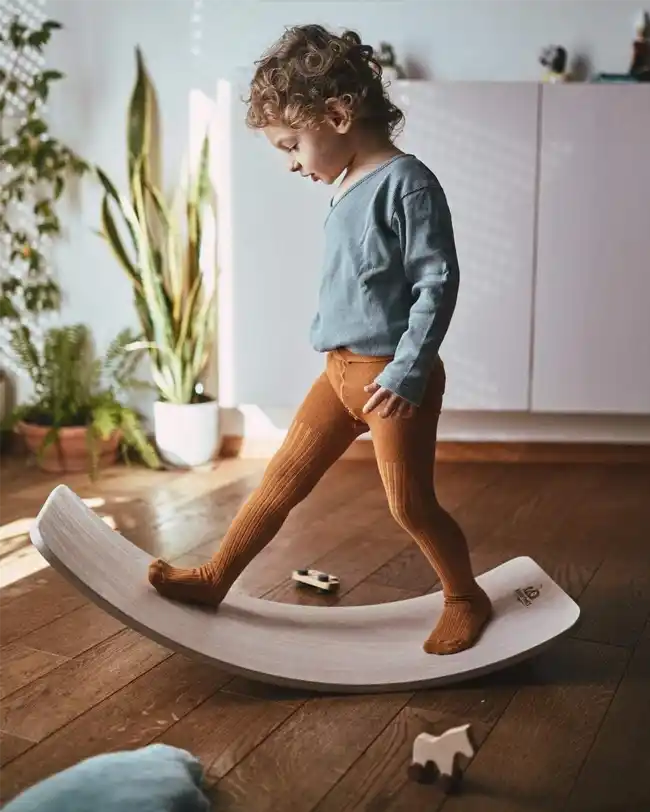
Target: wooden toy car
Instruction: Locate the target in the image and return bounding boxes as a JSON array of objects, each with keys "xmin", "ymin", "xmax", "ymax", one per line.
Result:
[{"xmin": 291, "ymin": 568, "xmax": 340, "ymax": 593}]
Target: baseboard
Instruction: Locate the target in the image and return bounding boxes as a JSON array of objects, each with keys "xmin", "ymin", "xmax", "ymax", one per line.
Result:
[
  {"xmin": 4, "ymin": 412, "xmax": 649, "ymax": 468},
  {"xmin": 219, "ymin": 435, "xmax": 650, "ymax": 463},
  {"xmin": 217, "ymin": 406, "xmax": 650, "ymax": 463}
]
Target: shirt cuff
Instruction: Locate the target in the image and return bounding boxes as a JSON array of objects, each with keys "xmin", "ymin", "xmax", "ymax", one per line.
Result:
[{"xmin": 374, "ymin": 364, "xmax": 427, "ymax": 407}]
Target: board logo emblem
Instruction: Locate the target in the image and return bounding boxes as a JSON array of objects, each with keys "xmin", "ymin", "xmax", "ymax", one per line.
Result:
[{"xmin": 515, "ymin": 585, "xmax": 541, "ymax": 606}]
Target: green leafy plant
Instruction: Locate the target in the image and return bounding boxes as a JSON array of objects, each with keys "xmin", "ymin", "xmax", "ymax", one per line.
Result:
[
  {"xmin": 96, "ymin": 46, "xmax": 216, "ymax": 405},
  {"xmin": 0, "ymin": 15, "xmax": 88, "ymax": 328},
  {"xmin": 3, "ymin": 323, "xmax": 161, "ymax": 477}
]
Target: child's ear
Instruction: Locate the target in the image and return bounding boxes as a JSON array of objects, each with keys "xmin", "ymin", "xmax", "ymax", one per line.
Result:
[{"xmin": 325, "ymin": 101, "xmax": 353, "ymax": 134}]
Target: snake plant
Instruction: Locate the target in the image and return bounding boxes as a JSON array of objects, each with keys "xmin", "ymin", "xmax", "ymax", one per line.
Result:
[{"xmin": 96, "ymin": 47, "xmax": 215, "ymax": 405}]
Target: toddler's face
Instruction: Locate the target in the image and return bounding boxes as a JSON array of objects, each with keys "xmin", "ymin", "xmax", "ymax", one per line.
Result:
[{"xmin": 264, "ymin": 119, "xmax": 352, "ymax": 185}]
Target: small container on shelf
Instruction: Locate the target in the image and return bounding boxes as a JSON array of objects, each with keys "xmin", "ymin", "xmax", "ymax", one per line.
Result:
[{"xmin": 376, "ymin": 42, "xmax": 405, "ymax": 83}]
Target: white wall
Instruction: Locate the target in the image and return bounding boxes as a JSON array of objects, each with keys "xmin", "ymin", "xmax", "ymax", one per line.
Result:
[
  {"xmin": 34, "ymin": 0, "xmax": 650, "ymax": 442},
  {"xmin": 195, "ymin": 0, "xmax": 642, "ymax": 87}
]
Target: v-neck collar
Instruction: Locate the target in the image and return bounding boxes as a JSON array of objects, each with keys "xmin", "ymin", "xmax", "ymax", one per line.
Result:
[{"xmin": 327, "ymin": 153, "xmax": 414, "ymax": 218}]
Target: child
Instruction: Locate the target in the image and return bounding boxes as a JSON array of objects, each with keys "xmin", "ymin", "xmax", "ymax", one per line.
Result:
[{"xmin": 149, "ymin": 24, "xmax": 492, "ymax": 655}]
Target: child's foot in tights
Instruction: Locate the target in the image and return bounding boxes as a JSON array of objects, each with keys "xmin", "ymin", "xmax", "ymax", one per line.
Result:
[
  {"xmin": 148, "ymin": 559, "xmax": 229, "ymax": 608},
  {"xmin": 423, "ymin": 586, "xmax": 492, "ymax": 655}
]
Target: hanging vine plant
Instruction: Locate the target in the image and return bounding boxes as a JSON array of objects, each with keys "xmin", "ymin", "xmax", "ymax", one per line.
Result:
[{"xmin": 0, "ymin": 14, "xmax": 88, "ymax": 350}]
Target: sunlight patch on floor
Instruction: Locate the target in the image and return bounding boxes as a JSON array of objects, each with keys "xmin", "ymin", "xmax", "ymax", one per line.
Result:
[
  {"xmin": 0, "ymin": 544, "xmax": 49, "ymax": 588},
  {"xmin": 0, "ymin": 498, "xmax": 116, "ymax": 589}
]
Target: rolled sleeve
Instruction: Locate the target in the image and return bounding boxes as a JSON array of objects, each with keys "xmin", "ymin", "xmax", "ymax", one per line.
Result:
[{"xmin": 374, "ymin": 185, "xmax": 459, "ymax": 406}]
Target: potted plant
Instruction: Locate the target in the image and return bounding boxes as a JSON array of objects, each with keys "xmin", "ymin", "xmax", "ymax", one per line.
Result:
[
  {"xmin": 0, "ymin": 16, "xmax": 89, "ymax": 369},
  {"xmin": 3, "ymin": 322, "xmax": 160, "ymax": 477},
  {"xmin": 96, "ymin": 48, "xmax": 219, "ymax": 468}
]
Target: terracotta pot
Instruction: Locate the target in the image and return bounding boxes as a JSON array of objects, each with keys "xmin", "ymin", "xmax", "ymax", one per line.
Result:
[{"xmin": 17, "ymin": 421, "xmax": 122, "ymax": 473}]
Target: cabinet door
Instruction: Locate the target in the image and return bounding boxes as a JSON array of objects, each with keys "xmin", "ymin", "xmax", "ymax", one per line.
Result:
[
  {"xmin": 393, "ymin": 82, "xmax": 539, "ymax": 410},
  {"xmin": 532, "ymin": 85, "xmax": 650, "ymax": 414}
]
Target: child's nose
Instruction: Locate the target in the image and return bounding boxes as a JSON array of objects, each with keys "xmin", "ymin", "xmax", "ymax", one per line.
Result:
[{"xmin": 289, "ymin": 160, "xmax": 300, "ymax": 173}]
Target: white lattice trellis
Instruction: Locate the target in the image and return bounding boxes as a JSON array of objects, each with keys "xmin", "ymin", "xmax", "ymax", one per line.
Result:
[
  {"xmin": 0, "ymin": 0, "xmax": 58, "ymax": 373},
  {"xmin": 190, "ymin": 0, "xmax": 203, "ymax": 59}
]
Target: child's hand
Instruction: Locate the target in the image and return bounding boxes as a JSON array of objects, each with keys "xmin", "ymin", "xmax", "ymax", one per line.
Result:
[{"xmin": 362, "ymin": 382, "xmax": 416, "ymax": 419}]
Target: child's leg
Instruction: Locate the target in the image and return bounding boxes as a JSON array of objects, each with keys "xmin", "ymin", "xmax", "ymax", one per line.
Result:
[
  {"xmin": 149, "ymin": 369, "xmax": 366, "ymax": 607},
  {"xmin": 362, "ymin": 358, "xmax": 491, "ymax": 654}
]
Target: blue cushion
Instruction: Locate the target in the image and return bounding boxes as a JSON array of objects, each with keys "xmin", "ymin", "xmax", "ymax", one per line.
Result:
[{"xmin": 3, "ymin": 744, "xmax": 212, "ymax": 812}]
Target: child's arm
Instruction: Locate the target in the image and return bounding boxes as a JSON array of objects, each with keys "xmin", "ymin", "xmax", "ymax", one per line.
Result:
[{"xmin": 373, "ymin": 183, "xmax": 460, "ymax": 407}]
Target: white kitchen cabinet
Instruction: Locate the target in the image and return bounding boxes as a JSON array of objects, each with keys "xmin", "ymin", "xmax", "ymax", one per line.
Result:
[
  {"xmin": 531, "ymin": 85, "xmax": 650, "ymax": 415},
  {"xmin": 219, "ymin": 78, "xmax": 539, "ymax": 412},
  {"xmin": 393, "ymin": 81, "xmax": 540, "ymax": 410}
]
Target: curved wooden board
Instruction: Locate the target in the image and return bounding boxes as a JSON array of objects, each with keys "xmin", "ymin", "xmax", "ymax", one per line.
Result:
[{"xmin": 29, "ymin": 485, "xmax": 580, "ymax": 693}]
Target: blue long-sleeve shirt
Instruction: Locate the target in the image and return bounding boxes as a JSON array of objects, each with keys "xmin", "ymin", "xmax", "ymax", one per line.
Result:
[{"xmin": 310, "ymin": 153, "xmax": 460, "ymax": 406}]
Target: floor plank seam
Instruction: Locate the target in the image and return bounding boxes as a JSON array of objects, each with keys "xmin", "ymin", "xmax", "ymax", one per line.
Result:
[
  {"xmin": 0, "ymin": 628, "xmax": 150, "ymax": 705},
  {"xmin": 341, "ymin": 539, "xmax": 420, "ymax": 593},
  {"xmin": 573, "ymin": 557, "xmax": 607, "ymax": 603},
  {"xmin": 0, "ymin": 651, "xmax": 215, "ymax": 773},
  {"xmin": 303, "ymin": 692, "xmax": 415, "ymax": 812},
  {"xmin": 23, "ymin": 647, "xmax": 175, "ymax": 746},
  {"xmin": 143, "ymin": 677, "xmax": 243, "ymax": 775},
  {"xmin": 0, "ymin": 739, "xmax": 37, "ymax": 769},
  {"xmin": 203, "ymin": 697, "xmax": 313, "ymax": 790},
  {"xmin": 558, "ymin": 646, "xmax": 635, "ymax": 812},
  {"xmin": 443, "ymin": 468, "xmax": 508, "ymax": 511},
  {"xmin": 567, "ymin": 633, "xmax": 637, "ymax": 651},
  {"xmin": 642, "ymin": 614, "xmax": 650, "ymax": 639},
  {"xmin": 1, "ymin": 599, "xmax": 92, "ymax": 646},
  {"xmin": 434, "ymin": 679, "xmax": 524, "ymax": 811},
  {"xmin": 255, "ymin": 518, "xmax": 404, "ymax": 602}
]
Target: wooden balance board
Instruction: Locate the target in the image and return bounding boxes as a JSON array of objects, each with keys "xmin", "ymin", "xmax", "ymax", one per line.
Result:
[{"xmin": 30, "ymin": 485, "xmax": 580, "ymax": 693}]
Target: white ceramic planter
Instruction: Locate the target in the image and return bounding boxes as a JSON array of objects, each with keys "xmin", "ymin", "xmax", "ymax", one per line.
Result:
[{"xmin": 153, "ymin": 399, "xmax": 220, "ymax": 468}]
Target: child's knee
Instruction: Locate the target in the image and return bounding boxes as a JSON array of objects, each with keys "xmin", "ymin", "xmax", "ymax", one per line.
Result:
[
  {"xmin": 386, "ymin": 489, "xmax": 429, "ymax": 533},
  {"xmin": 259, "ymin": 446, "xmax": 324, "ymax": 506}
]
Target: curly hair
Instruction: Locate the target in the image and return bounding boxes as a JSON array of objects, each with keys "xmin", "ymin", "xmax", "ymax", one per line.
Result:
[{"xmin": 244, "ymin": 25, "xmax": 405, "ymax": 139}]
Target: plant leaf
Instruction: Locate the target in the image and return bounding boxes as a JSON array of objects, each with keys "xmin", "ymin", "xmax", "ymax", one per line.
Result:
[
  {"xmin": 100, "ymin": 195, "xmax": 139, "ymax": 285},
  {"xmin": 127, "ymin": 46, "xmax": 153, "ymax": 184}
]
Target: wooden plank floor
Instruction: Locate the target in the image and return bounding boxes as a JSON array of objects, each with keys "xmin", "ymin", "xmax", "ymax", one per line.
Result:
[{"xmin": 1, "ymin": 454, "xmax": 649, "ymax": 811}]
